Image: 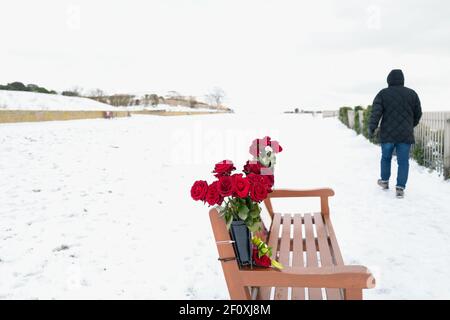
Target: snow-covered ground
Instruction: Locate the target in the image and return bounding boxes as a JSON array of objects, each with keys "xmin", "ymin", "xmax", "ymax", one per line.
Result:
[
  {"xmin": 0, "ymin": 90, "xmax": 220, "ymax": 113},
  {"xmin": 136, "ymin": 104, "xmax": 220, "ymax": 113},
  {"xmin": 0, "ymin": 113, "xmax": 449, "ymax": 299}
]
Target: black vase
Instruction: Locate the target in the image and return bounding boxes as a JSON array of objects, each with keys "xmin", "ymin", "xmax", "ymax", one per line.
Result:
[{"xmin": 229, "ymin": 220, "xmax": 252, "ymax": 267}]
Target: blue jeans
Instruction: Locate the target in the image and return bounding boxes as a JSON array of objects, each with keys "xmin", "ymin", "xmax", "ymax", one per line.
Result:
[{"xmin": 380, "ymin": 143, "xmax": 412, "ymax": 189}]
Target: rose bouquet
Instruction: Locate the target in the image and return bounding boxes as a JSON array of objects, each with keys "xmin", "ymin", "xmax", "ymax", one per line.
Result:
[
  {"xmin": 190, "ymin": 136, "xmax": 283, "ymax": 268},
  {"xmin": 191, "ymin": 136, "xmax": 282, "ymax": 231}
]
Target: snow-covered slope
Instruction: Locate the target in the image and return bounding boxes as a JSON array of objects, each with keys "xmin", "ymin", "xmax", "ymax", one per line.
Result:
[
  {"xmin": 0, "ymin": 90, "xmax": 117, "ymax": 111},
  {"xmin": 0, "ymin": 90, "xmax": 221, "ymax": 113},
  {"xmin": 0, "ymin": 114, "xmax": 449, "ymax": 299}
]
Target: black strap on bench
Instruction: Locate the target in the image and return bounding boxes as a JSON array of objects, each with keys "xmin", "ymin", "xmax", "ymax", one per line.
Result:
[
  {"xmin": 218, "ymin": 257, "xmax": 237, "ymax": 262},
  {"xmin": 216, "ymin": 240, "xmax": 237, "ymax": 263}
]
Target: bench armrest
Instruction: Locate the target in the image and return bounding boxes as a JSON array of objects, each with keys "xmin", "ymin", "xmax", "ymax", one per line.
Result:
[{"xmin": 240, "ymin": 265, "xmax": 375, "ymax": 289}]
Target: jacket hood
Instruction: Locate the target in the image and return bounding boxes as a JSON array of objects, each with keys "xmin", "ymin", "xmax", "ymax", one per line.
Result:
[{"xmin": 387, "ymin": 69, "xmax": 404, "ymax": 86}]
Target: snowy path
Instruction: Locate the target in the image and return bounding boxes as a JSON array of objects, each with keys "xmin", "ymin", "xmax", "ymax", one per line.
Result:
[{"xmin": 1, "ymin": 113, "xmax": 449, "ymax": 299}]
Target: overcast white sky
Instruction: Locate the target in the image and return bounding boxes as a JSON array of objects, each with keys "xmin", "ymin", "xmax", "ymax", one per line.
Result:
[{"xmin": 1, "ymin": 0, "xmax": 450, "ymax": 112}]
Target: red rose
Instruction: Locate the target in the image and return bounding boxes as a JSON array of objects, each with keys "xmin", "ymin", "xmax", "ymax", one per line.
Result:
[
  {"xmin": 213, "ymin": 160, "xmax": 236, "ymax": 178},
  {"xmin": 260, "ymin": 167, "xmax": 274, "ymax": 191},
  {"xmin": 218, "ymin": 176, "xmax": 234, "ymax": 197},
  {"xmin": 250, "ymin": 181, "xmax": 268, "ymax": 202},
  {"xmin": 252, "ymin": 247, "xmax": 271, "ymax": 268},
  {"xmin": 249, "ymin": 136, "xmax": 282, "ymax": 157},
  {"xmin": 270, "ymin": 140, "xmax": 283, "ymax": 153},
  {"xmin": 261, "ymin": 136, "xmax": 283, "ymax": 153},
  {"xmin": 262, "ymin": 174, "xmax": 274, "ymax": 192},
  {"xmin": 261, "ymin": 136, "xmax": 271, "ymax": 146},
  {"xmin": 249, "ymin": 139, "xmax": 263, "ymax": 157},
  {"xmin": 190, "ymin": 180, "xmax": 208, "ymax": 201},
  {"xmin": 205, "ymin": 181, "xmax": 223, "ymax": 206},
  {"xmin": 246, "ymin": 173, "xmax": 266, "ymax": 185},
  {"xmin": 243, "ymin": 160, "xmax": 262, "ymax": 175},
  {"xmin": 231, "ymin": 174, "xmax": 250, "ymax": 198}
]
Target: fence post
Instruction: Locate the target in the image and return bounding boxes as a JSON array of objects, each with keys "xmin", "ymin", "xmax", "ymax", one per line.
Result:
[
  {"xmin": 358, "ymin": 110, "xmax": 364, "ymax": 132},
  {"xmin": 347, "ymin": 110, "xmax": 355, "ymax": 129},
  {"xmin": 444, "ymin": 119, "xmax": 450, "ymax": 180}
]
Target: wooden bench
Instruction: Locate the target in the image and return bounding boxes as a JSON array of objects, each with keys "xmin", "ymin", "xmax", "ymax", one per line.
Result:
[{"xmin": 210, "ymin": 188, "xmax": 376, "ymax": 300}]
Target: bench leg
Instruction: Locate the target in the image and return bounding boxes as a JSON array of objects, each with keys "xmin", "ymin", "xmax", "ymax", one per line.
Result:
[
  {"xmin": 228, "ymin": 283, "xmax": 251, "ymax": 300},
  {"xmin": 344, "ymin": 289, "xmax": 363, "ymax": 300}
]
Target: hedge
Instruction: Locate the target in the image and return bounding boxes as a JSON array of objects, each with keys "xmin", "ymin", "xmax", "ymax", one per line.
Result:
[
  {"xmin": 338, "ymin": 106, "xmax": 352, "ymax": 128},
  {"xmin": 338, "ymin": 105, "xmax": 380, "ymax": 144}
]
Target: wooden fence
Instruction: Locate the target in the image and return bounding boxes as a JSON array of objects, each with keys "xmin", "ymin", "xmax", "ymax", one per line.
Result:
[{"xmin": 413, "ymin": 112, "xmax": 450, "ymax": 179}]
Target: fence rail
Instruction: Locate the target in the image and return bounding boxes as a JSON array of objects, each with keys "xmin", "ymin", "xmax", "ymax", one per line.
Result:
[{"xmin": 413, "ymin": 112, "xmax": 450, "ymax": 178}]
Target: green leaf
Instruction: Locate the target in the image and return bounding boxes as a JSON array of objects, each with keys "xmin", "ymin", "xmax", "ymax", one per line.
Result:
[
  {"xmin": 225, "ymin": 213, "xmax": 233, "ymax": 230},
  {"xmin": 238, "ymin": 205, "xmax": 249, "ymax": 221},
  {"xmin": 247, "ymin": 222, "xmax": 260, "ymax": 233},
  {"xmin": 271, "ymin": 260, "xmax": 284, "ymax": 270},
  {"xmin": 249, "ymin": 208, "xmax": 260, "ymax": 218}
]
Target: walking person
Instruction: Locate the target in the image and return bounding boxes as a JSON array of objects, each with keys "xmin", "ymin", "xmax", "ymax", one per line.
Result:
[{"xmin": 369, "ymin": 69, "xmax": 422, "ymax": 198}]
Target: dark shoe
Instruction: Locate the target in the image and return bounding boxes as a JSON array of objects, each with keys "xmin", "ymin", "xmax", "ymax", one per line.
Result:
[
  {"xmin": 377, "ymin": 179, "xmax": 389, "ymax": 190},
  {"xmin": 396, "ymin": 187, "xmax": 404, "ymax": 198}
]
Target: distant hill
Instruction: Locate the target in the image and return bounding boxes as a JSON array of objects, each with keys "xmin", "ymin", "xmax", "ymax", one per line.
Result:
[
  {"xmin": 0, "ymin": 81, "xmax": 57, "ymax": 94},
  {"xmin": 0, "ymin": 90, "xmax": 226, "ymax": 113}
]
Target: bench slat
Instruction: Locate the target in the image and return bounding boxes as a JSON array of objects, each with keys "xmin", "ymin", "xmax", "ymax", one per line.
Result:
[
  {"xmin": 277, "ymin": 237, "xmax": 320, "ymax": 252},
  {"xmin": 314, "ymin": 213, "xmax": 342, "ymax": 300},
  {"xmin": 258, "ymin": 213, "xmax": 282, "ymax": 300},
  {"xmin": 274, "ymin": 214, "xmax": 292, "ymax": 300},
  {"xmin": 324, "ymin": 215, "xmax": 344, "ymax": 265},
  {"xmin": 304, "ymin": 213, "xmax": 323, "ymax": 300},
  {"xmin": 292, "ymin": 214, "xmax": 306, "ymax": 300}
]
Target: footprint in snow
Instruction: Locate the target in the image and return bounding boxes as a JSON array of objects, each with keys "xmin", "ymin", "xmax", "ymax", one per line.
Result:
[
  {"xmin": 53, "ymin": 244, "xmax": 70, "ymax": 252},
  {"xmin": 197, "ymin": 240, "xmax": 205, "ymax": 247},
  {"xmin": 346, "ymin": 257, "xmax": 360, "ymax": 265},
  {"xmin": 185, "ymin": 287, "xmax": 194, "ymax": 297},
  {"xmin": 376, "ymin": 288, "xmax": 392, "ymax": 295}
]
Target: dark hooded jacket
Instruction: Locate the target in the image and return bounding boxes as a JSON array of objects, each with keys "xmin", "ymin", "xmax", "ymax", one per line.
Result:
[{"xmin": 369, "ymin": 69, "xmax": 422, "ymax": 144}]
